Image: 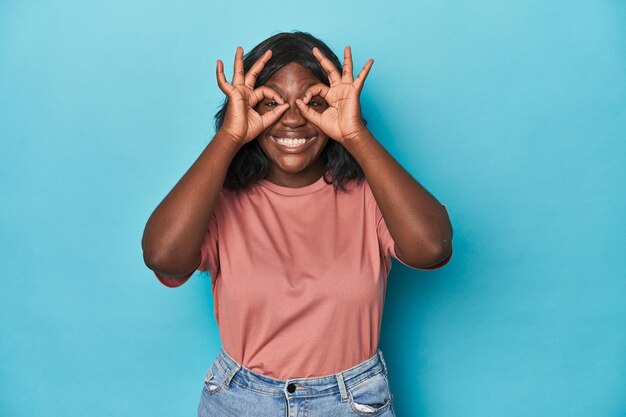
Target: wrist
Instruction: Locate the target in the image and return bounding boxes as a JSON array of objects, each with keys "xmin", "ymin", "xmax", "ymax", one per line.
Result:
[
  {"xmin": 215, "ymin": 129, "xmax": 245, "ymax": 147},
  {"xmin": 341, "ymin": 125, "xmax": 371, "ymax": 146},
  {"xmin": 213, "ymin": 130, "xmax": 246, "ymax": 154}
]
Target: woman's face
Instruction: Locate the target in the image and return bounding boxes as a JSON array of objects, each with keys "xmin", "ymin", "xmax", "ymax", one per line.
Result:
[{"xmin": 254, "ymin": 61, "xmax": 330, "ymax": 187}]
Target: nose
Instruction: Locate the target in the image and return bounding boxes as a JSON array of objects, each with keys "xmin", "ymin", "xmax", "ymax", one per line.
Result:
[{"xmin": 279, "ymin": 99, "xmax": 307, "ymax": 128}]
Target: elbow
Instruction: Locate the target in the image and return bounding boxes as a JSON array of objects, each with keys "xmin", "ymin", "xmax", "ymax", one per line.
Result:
[
  {"xmin": 412, "ymin": 239, "xmax": 452, "ymax": 269},
  {"xmin": 143, "ymin": 246, "xmax": 165, "ymax": 271},
  {"xmin": 419, "ymin": 243, "xmax": 453, "ymax": 270},
  {"xmin": 431, "ymin": 243, "xmax": 453, "ymax": 267},
  {"xmin": 432, "ymin": 212, "xmax": 453, "ymax": 260},
  {"xmin": 142, "ymin": 233, "xmax": 197, "ymax": 288},
  {"xmin": 437, "ymin": 234, "xmax": 453, "ymax": 259},
  {"xmin": 141, "ymin": 238, "xmax": 183, "ymax": 272},
  {"xmin": 399, "ymin": 213, "xmax": 453, "ymax": 269},
  {"xmin": 429, "ymin": 232, "xmax": 452, "ymax": 264},
  {"xmin": 143, "ymin": 247, "xmax": 201, "ymax": 278},
  {"xmin": 395, "ymin": 238, "xmax": 452, "ymax": 269},
  {"xmin": 141, "ymin": 229, "xmax": 163, "ymax": 270},
  {"xmin": 413, "ymin": 235, "xmax": 453, "ymax": 269}
]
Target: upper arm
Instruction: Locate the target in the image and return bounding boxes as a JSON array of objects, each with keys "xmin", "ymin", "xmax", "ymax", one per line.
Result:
[
  {"xmin": 151, "ymin": 209, "xmax": 219, "ymax": 288},
  {"xmin": 378, "ymin": 203, "xmax": 453, "ymax": 271}
]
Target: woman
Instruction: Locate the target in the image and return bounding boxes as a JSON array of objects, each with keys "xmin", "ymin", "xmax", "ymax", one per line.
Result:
[{"xmin": 142, "ymin": 31, "xmax": 453, "ymax": 417}]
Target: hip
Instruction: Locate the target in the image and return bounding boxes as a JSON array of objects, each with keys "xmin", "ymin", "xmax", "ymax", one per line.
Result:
[{"xmin": 198, "ymin": 346, "xmax": 396, "ymax": 417}]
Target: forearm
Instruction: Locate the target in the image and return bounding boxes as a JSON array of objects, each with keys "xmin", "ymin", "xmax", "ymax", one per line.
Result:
[
  {"xmin": 342, "ymin": 129, "xmax": 453, "ymax": 264},
  {"xmin": 142, "ymin": 130, "xmax": 243, "ymax": 275}
]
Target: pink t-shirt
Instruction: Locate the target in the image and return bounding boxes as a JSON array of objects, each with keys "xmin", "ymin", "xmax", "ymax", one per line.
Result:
[{"xmin": 154, "ymin": 174, "xmax": 451, "ymax": 379}]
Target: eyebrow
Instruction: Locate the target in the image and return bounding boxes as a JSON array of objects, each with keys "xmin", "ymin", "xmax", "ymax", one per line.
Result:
[{"xmin": 264, "ymin": 81, "xmax": 318, "ymax": 95}]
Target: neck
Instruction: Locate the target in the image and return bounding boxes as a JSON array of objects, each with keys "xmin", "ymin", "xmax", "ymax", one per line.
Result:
[{"xmin": 265, "ymin": 164, "xmax": 327, "ymax": 188}]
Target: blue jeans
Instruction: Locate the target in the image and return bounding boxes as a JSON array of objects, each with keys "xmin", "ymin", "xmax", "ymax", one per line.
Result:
[{"xmin": 198, "ymin": 347, "xmax": 397, "ymax": 416}]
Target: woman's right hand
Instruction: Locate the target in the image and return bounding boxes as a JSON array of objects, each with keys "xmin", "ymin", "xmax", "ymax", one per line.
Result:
[{"xmin": 216, "ymin": 46, "xmax": 290, "ymax": 145}]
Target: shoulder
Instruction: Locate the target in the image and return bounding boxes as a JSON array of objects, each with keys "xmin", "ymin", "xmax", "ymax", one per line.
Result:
[{"xmin": 335, "ymin": 176, "xmax": 369, "ymax": 193}]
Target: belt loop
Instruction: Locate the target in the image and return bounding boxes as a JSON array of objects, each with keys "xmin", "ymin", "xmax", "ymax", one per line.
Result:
[
  {"xmin": 377, "ymin": 349, "xmax": 388, "ymax": 376},
  {"xmin": 223, "ymin": 362, "xmax": 241, "ymax": 389},
  {"xmin": 335, "ymin": 372, "xmax": 349, "ymax": 401}
]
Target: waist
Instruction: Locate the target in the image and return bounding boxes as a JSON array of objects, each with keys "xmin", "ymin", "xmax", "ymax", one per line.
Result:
[{"xmin": 214, "ymin": 346, "xmax": 389, "ymax": 398}]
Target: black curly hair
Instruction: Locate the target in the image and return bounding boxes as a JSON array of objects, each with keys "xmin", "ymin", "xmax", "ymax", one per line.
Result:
[{"xmin": 213, "ymin": 31, "xmax": 368, "ymax": 193}]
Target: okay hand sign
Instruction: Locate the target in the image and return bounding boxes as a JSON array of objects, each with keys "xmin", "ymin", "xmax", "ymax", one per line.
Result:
[
  {"xmin": 216, "ymin": 47, "xmax": 290, "ymax": 145},
  {"xmin": 295, "ymin": 46, "xmax": 374, "ymax": 143}
]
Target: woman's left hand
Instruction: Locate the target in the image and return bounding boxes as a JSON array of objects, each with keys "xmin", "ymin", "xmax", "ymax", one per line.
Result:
[{"xmin": 295, "ymin": 46, "xmax": 374, "ymax": 144}]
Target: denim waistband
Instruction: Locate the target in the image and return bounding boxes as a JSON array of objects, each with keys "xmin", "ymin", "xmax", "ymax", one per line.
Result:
[{"xmin": 214, "ymin": 347, "xmax": 389, "ymax": 398}]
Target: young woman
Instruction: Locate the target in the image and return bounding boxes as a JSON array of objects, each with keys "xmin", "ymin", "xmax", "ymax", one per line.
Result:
[{"xmin": 142, "ymin": 31, "xmax": 453, "ymax": 417}]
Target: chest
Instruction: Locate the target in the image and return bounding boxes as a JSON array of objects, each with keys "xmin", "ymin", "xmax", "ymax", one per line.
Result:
[{"xmin": 215, "ymin": 194, "xmax": 387, "ymax": 310}]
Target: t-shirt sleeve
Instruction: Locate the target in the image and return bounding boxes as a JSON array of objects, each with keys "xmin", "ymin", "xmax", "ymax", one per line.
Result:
[
  {"xmin": 373, "ymin": 193, "xmax": 452, "ymax": 271},
  {"xmin": 153, "ymin": 209, "xmax": 220, "ymax": 288}
]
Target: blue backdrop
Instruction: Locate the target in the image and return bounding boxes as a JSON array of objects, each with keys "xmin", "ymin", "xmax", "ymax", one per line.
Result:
[{"xmin": 1, "ymin": 1, "xmax": 624, "ymax": 416}]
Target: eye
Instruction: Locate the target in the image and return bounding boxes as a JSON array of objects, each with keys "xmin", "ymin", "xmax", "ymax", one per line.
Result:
[
  {"xmin": 265, "ymin": 100, "xmax": 278, "ymax": 108},
  {"xmin": 308, "ymin": 97, "xmax": 328, "ymax": 108}
]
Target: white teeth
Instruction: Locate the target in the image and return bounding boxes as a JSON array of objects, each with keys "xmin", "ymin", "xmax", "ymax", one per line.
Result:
[{"xmin": 273, "ymin": 136, "xmax": 309, "ymax": 147}]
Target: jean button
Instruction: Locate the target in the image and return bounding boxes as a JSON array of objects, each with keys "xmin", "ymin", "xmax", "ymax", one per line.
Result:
[{"xmin": 287, "ymin": 383, "xmax": 296, "ymax": 393}]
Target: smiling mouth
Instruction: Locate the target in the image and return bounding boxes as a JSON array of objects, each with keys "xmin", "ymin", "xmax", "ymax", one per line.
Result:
[{"xmin": 271, "ymin": 135, "xmax": 317, "ymax": 151}]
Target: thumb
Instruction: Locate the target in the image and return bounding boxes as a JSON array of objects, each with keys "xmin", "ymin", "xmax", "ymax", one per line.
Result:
[{"xmin": 260, "ymin": 102, "xmax": 290, "ymax": 128}]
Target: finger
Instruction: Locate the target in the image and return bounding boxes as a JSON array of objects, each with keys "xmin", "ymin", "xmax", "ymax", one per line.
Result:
[
  {"xmin": 295, "ymin": 98, "xmax": 323, "ymax": 126},
  {"xmin": 353, "ymin": 59, "xmax": 374, "ymax": 94},
  {"xmin": 312, "ymin": 46, "xmax": 341, "ymax": 85},
  {"xmin": 232, "ymin": 46, "xmax": 245, "ymax": 85},
  {"xmin": 251, "ymin": 85, "xmax": 285, "ymax": 108},
  {"xmin": 216, "ymin": 59, "xmax": 234, "ymax": 96},
  {"xmin": 302, "ymin": 83, "xmax": 330, "ymax": 103},
  {"xmin": 260, "ymin": 103, "xmax": 290, "ymax": 127},
  {"xmin": 342, "ymin": 46, "xmax": 353, "ymax": 82},
  {"xmin": 245, "ymin": 49, "xmax": 272, "ymax": 89}
]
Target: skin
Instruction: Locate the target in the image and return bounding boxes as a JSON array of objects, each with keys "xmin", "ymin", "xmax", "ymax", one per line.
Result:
[
  {"xmin": 254, "ymin": 61, "xmax": 332, "ymax": 187},
  {"xmin": 142, "ymin": 44, "xmax": 453, "ymax": 285},
  {"xmin": 216, "ymin": 45, "xmax": 453, "ymax": 268}
]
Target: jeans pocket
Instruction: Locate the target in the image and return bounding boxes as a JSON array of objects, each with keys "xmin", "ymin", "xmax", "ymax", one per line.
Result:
[
  {"xmin": 347, "ymin": 371, "xmax": 393, "ymax": 416},
  {"xmin": 202, "ymin": 363, "xmax": 226, "ymax": 395}
]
